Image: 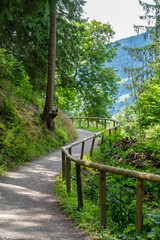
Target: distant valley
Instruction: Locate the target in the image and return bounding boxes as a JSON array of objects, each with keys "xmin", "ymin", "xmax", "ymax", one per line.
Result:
[{"xmin": 107, "ymin": 34, "xmax": 152, "ymax": 116}]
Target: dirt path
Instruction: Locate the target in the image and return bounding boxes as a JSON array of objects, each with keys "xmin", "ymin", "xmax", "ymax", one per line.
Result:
[{"xmin": 0, "ymin": 129, "xmax": 97, "ymax": 240}]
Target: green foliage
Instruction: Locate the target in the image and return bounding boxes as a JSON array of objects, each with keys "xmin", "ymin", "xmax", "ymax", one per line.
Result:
[
  {"xmin": 55, "ymin": 111, "xmax": 78, "ymax": 142},
  {"xmin": 115, "ymin": 99, "xmax": 160, "ymax": 140},
  {"xmin": 0, "ymin": 107, "xmax": 77, "ymax": 174},
  {"xmin": 71, "ymin": 118, "xmax": 106, "ymax": 133},
  {"xmin": 0, "ymin": 0, "xmax": 85, "ymax": 87},
  {"xmin": 54, "ymin": 87, "xmax": 77, "ymax": 113},
  {"xmin": 55, "ymin": 131, "xmax": 160, "ymax": 239},
  {"xmin": 0, "ymin": 48, "xmax": 29, "ymax": 85},
  {"xmin": 134, "ymin": 74, "xmax": 160, "ymax": 128},
  {"xmin": 145, "ymin": 124, "xmax": 160, "ymax": 139},
  {"xmin": 55, "ymin": 168, "xmax": 160, "ymax": 239},
  {"xmin": 0, "ymin": 5, "xmax": 49, "ymax": 85},
  {"xmin": 121, "ymin": 1, "xmax": 160, "ymax": 136},
  {"xmin": 0, "ymin": 99, "xmax": 20, "ymax": 123},
  {"xmin": 68, "ymin": 20, "xmax": 119, "ymax": 117},
  {"xmin": 0, "ymin": 83, "xmax": 77, "ymax": 175},
  {"xmin": 0, "ymin": 44, "xmax": 78, "ymax": 174},
  {"xmin": 0, "ymin": 48, "xmax": 41, "ymax": 106},
  {"xmin": 54, "ymin": 174, "xmax": 101, "ymax": 235},
  {"xmin": 54, "ymin": 19, "xmax": 120, "ymax": 116},
  {"xmin": 123, "ymin": 0, "xmax": 160, "ymax": 104},
  {"xmin": 132, "ymin": 41, "xmax": 160, "ymax": 131},
  {"xmin": 0, "ymin": 1, "xmax": 119, "ymax": 117},
  {"xmin": 114, "ymin": 102, "xmax": 140, "ymax": 137},
  {"xmin": 132, "ymin": 140, "xmax": 160, "ymax": 155}
]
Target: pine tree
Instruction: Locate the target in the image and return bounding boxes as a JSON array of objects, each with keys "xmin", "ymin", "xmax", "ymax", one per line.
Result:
[
  {"xmin": 120, "ymin": 0, "xmax": 160, "ymax": 135},
  {"xmin": 123, "ymin": 0, "xmax": 160, "ymax": 99}
]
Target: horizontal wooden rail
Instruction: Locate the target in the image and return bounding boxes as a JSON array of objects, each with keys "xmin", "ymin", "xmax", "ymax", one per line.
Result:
[
  {"xmin": 61, "ymin": 117, "xmax": 160, "ymax": 233},
  {"xmin": 70, "ymin": 117, "xmax": 116, "ymax": 121},
  {"xmin": 70, "ymin": 117, "xmax": 118, "ymax": 130},
  {"xmin": 61, "ymin": 152, "xmax": 160, "ymax": 184}
]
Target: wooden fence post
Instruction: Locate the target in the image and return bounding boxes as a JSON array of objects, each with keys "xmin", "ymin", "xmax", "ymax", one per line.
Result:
[
  {"xmin": 99, "ymin": 170, "xmax": 106, "ymax": 228},
  {"xmin": 69, "ymin": 148, "xmax": 72, "ymax": 155},
  {"xmin": 66, "ymin": 157, "xmax": 71, "ymax": 193},
  {"xmin": 96, "ymin": 119, "xmax": 98, "ymax": 129},
  {"xmin": 76, "ymin": 163, "xmax": 83, "ymax": 210},
  {"xmin": 113, "ymin": 121, "xmax": 117, "ymax": 137},
  {"xmin": 90, "ymin": 138, "xmax": 95, "ymax": 157},
  {"xmin": 87, "ymin": 118, "xmax": 89, "ymax": 128},
  {"xmin": 81, "ymin": 141, "xmax": 85, "ymax": 160},
  {"xmin": 118, "ymin": 126, "xmax": 121, "ymax": 135},
  {"xmin": 104, "ymin": 119, "xmax": 106, "ymax": 129},
  {"xmin": 101, "ymin": 134, "xmax": 104, "ymax": 145},
  {"xmin": 109, "ymin": 129, "xmax": 112, "ymax": 148},
  {"xmin": 66, "ymin": 148, "xmax": 72, "ymax": 194},
  {"xmin": 136, "ymin": 179, "xmax": 144, "ymax": 233},
  {"xmin": 115, "ymin": 127, "xmax": 117, "ymax": 137},
  {"xmin": 79, "ymin": 119, "xmax": 81, "ymax": 127},
  {"xmin": 62, "ymin": 150, "xmax": 66, "ymax": 180}
]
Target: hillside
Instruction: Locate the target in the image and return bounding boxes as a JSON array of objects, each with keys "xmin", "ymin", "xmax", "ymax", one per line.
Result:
[
  {"xmin": 0, "ymin": 51, "xmax": 77, "ymax": 174},
  {"xmin": 0, "ymin": 81, "xmax": 77, "ymax": 174},
  {"xmin": 107, "ymin": 34, "xmax": 152, "ymax": 116}
]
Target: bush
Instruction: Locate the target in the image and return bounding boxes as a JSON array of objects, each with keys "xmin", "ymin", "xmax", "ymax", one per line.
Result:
[
  {"xmin": 0, "ymin": 48, "xmax": 28, "ymax": 85},
  {"xmin": 0, "ymin": 48, "xmax": 40, "ymax": 106}
]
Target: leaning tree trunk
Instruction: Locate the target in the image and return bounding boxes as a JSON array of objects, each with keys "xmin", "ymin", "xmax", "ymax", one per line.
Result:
[{"xmin": 43, "ymin": 5, "xmax": 57, "ymax": 130}]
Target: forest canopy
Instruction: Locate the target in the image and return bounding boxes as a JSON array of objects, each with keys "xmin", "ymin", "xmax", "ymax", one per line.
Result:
[{"xmin": 0, "ymin": 0, "xmax": 119, "ymax": 118}]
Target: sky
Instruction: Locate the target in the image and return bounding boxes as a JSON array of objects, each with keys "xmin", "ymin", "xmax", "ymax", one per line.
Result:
[{"xmin": 83, "ymin": 0, "xmax": 154, "ymax": 41}]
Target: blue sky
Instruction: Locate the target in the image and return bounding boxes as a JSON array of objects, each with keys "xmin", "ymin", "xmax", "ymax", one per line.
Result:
[{"xmin": 83, "ymin": 0, "xmax": 154, "ymax": 41}]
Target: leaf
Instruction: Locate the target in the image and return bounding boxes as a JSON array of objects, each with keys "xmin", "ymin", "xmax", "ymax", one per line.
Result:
[
  {"xmin": 123, "ymin": 224, "xmax": 135, "ymax": 233},
  {"xmin": 0, "ymin": 123, "xmax": 6, "ymax": 130},
  {"xmin": 136, "ymin": 236, "xmax": 144, "ymax": 240},
  {"xmin": 147, "ymin": 230, "xmax": 157, "ymax": 238},
  {"xmin": 151, "ymin": 201, "xmax": 159, "ymax": 207}
]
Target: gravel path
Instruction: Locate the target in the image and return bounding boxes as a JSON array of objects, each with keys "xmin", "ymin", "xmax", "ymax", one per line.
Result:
[{"xmin": 0, "ymin": 129, "xmax": 97, "ymax": 240}]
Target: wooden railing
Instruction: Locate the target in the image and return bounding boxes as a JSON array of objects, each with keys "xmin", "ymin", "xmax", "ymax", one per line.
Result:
[
  {"xmin": 70, "ymin": 117, "xmax": 116, "ymax": 129},
  {"xmin": 61, "ymin": 117, "xmax": 160, "ymax": 233}
]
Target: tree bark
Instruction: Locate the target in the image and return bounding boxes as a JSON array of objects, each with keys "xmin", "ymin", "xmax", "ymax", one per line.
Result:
[{"xmin": 43, "ymin": 4, "xmax": 56, "ymax": 130}]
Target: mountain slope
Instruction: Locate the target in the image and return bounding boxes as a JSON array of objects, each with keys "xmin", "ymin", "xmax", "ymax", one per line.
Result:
[{"xmin": 107, "ymin": 34, "xmax": 152, "ymax": 116}]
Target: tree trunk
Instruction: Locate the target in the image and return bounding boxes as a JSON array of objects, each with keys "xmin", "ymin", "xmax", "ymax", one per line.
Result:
[{"xmin": 43, "ymin": 4, "xmax": 56, "ymax": 130}]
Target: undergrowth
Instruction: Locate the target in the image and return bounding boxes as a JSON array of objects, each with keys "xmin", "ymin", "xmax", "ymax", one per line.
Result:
[
  {"xmin": 54, "ymin": 132, "xmax": 160, "ymax": 239},
  {"xmin": 0, "ymin": 90, "xmax": 77, "ymax": 174},
  {"xmin": 0, "ymin": 49, "xmax": 77, "ymax": 174}
]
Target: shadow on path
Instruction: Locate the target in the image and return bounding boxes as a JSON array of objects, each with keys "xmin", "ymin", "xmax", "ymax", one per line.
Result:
[{"xmin": 0, "ymin": 129, "xmax": 95, "ymax": 240}]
